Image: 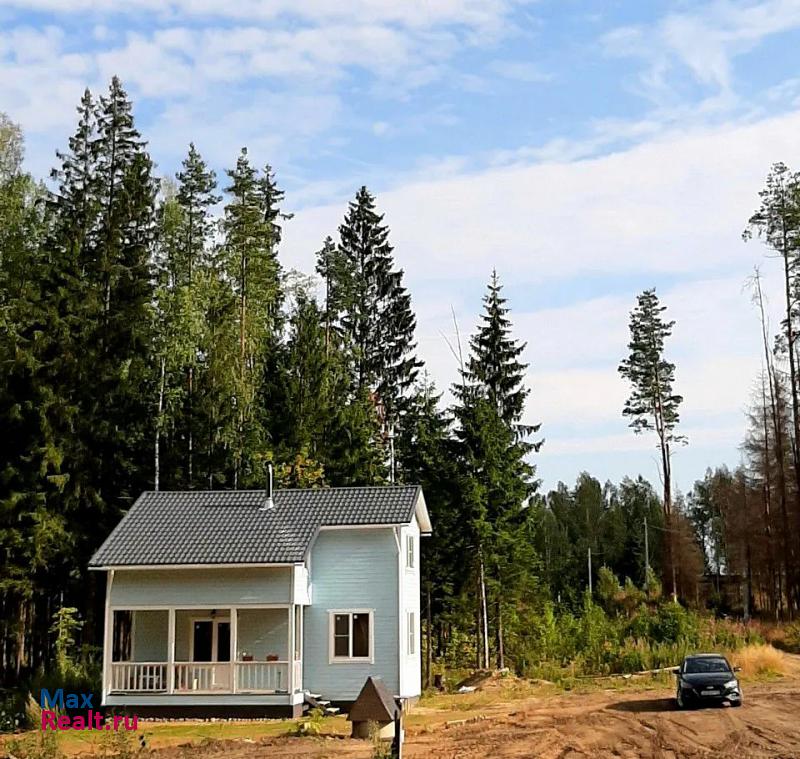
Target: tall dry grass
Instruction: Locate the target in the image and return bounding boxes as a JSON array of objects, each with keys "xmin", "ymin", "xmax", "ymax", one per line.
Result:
[{"xmin": 730, "ymin": 644, "xmax": 786, "ymax": 678}]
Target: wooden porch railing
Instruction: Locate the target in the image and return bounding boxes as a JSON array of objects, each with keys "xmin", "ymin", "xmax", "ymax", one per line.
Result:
[
  {"xmin": 110, "ymin": 662, "xmax": 167, "ymax": 692},
  {"xmin": 110, "ymin": 661, "xmax": 292, "ymax": 694},
  {"xmin": 173, "ymin": 662, "xmax": 232, "ymax": 691},
  {"xmin": 235, "ymin": 661, "xmax": 289, "ymax": 693}
]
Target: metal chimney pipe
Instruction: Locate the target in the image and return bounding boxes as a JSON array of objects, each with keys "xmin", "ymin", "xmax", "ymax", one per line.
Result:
[{"xmin": 260, "ymin": 463, "xmax": 275, "ymax": 510}]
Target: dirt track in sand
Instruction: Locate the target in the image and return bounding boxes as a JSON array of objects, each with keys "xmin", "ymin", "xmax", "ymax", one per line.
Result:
[
  {"xmin": 135, "ymin": 673, "xmax": 800, "ymax": 759},
  {"xmin": 401, "ymin": 681, "xmax": 800, "ymax": 758}
]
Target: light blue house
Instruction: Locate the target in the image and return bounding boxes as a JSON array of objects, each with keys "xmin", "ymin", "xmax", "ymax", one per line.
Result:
[{"xmin": 89, "ymin": 485, "xmax": 431, "ymax": 718}]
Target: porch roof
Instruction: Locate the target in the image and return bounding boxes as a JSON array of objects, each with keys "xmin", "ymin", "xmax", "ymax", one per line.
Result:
[{"xmin": 90, "ymin": 485, "xmax": 426, "ymax": 568}]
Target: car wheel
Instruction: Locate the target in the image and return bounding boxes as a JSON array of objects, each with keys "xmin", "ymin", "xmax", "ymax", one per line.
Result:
[
  {"xmin": 676, "ymin": 689, "xmax": 685, "ymax": 710},
  {"xmin": 730, "ymin": 698, "xmax": 742, "ymax": 708}
]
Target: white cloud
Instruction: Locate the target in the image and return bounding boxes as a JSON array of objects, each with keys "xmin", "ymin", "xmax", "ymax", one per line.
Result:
[
  {"xmin": 603, "ymin": 0, "xmax": 800, "ymax": 102},
  {"xmin": 279, "ymin": 107, "xmax": 798, "ymax": 491},
  {"xmin": 0, "ymin": 0, "xmax": 520, "ymax": 33},
  {"xmin": 282, "ymin": 109, "xmax": 800, "ymax": 284},
  {"xmin": 489, "ymin": 59, "xmax": 552, "ymax": 83}
]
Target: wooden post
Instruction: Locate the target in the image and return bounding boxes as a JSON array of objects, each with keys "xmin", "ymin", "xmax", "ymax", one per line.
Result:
[
  {"xmin": 230, "ymin": 607, "xmax": 238, "ymax": 694},
  {"xmin": 167, "ymin": 608, "xmax": 175, "ymax": 694},
  {"xmin": 392, "ymin": 699, "xmax": 404, "ymax": 759},
  {"xmin": 288, "ymin": 604, "xmax": 295, "ymax": 694},
  {"xmin": 102, "ymin": 571, "xmax": 114, "ymax": 704}
]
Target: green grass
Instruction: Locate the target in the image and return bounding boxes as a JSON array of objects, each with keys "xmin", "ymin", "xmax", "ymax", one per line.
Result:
[{"xmin": 2, "ymin": 714, "xmax": 351, "ymax": 756}]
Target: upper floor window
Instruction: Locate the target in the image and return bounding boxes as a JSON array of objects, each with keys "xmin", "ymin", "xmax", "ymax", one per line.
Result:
[
  {"xmin": 329, "ymin": 610, "xmax": 372, "ymax": 662},
  {"xmin": 406, "ymin": 535, "xmax": 415, "ymax": 569}
]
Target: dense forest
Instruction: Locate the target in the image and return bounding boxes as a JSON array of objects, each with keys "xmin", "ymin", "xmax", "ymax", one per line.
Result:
[{"xmin": 2, "ymin": 78, "xmax": 800, "ymax": 690}]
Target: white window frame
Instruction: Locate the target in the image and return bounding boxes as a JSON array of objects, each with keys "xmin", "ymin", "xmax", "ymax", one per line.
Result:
[
  {"xmin": 406, "ymin": 534, "xmax": 415, "ymax": 570},
  {"xmin": 189, "ymin": 614, "xmax": 231, "ymax": 663},
  {"xmin": 407, "ymin": 611, "xmax": 416, "ymax": 655},
  {"xmin": 328, "ymin": 609, "xmax": 374, "ymax": 664}
]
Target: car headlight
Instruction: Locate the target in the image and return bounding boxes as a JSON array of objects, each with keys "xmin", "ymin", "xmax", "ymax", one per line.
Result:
[{"xmin": 724, "ymin": 679, "xmax": 738, "ymax": 689}]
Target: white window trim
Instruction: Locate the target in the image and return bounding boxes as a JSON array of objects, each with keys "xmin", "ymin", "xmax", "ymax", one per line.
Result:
[
  {"xmin": 406, "ymin": 534, "xmax": 415, "ymax": 570},
  {"xmin": 407, "ymin": 611, "xmax": 416, "ymax": 656},
  {"xmin": 328, "ymin": 609, "xmax": 374, "ymax": 664}
]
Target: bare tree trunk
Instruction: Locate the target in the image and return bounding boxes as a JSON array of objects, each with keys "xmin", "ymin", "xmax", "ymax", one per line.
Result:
[
  {"xmin": 780, "ymin": 236, "xmax": 800, "ymax": 615},
  {"xmin": 478, "ymin": 551, "xmax": 489, "ymax": 669},
  {"xmin": 495, "ymin": 600, "xmax": 505, "ymax": 670},
  {"xmin": 188, "ymin": 366, "xmax": 193, "ymax": 488},
  {"xmin": 754, "ymin": 268, "xmax": 793, "ymax": 617},
  {"xmin": 155, "ymin": 356, "xmax": 165, "ymax": 491}
]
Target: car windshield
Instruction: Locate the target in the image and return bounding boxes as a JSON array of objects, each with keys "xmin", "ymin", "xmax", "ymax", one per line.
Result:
[{"xmin": 683, "ymin": 657, "xmax": 731, "ymax": 674}]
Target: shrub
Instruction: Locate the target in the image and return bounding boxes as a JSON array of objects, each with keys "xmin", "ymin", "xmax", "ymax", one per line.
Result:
[
  {"xmin": 293, "ymin": 707, "xmax": 325, "ymax": 736},
  {"xmin": 596, "ymin": 567, "xmax": 622, "ymax": 612},
  {"xmin": 731, "ymin": 644, "xmax": 786, "ymax": 678},
  {"xmin": 6, "ymin": 729, "xmax": 62, "ymax": 759}
]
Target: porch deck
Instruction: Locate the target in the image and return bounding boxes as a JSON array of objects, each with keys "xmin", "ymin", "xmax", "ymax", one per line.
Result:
[{"xmin": 104, "ymin": 606, "xmax": 304, "ymax": 704}]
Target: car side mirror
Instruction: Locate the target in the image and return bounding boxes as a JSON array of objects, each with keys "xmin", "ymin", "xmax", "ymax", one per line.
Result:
[
  {"xmin": 733, "ymin": 666, "xmax": 741, "ymax": 672},
  {"xmin": 672, "ymin": 667, "xmax": 681, "ymax": 675}
]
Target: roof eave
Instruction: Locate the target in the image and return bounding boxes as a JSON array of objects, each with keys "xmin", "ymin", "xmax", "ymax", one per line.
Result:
[
  {"xmin": 89, "ymin": 561, "xmax": 302, "ymax": 571},
  {"xmin": 414, "ymin": 489, "xmax": 433, "ymax": 534}
]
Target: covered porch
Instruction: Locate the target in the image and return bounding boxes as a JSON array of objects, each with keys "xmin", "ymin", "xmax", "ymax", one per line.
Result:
[{"xmin": 104, "ymin": 606, "xmax": 303, "ymax": 699}]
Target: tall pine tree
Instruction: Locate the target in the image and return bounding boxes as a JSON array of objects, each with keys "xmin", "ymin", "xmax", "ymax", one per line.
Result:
[{"xmin": 618, "ymin": 288, "xmax": 684, "ymax": 599}]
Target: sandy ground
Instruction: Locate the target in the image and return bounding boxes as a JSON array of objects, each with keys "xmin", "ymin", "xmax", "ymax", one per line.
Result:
[
  {"xmin": 403, "ymin": 681, "xmax": 800, "ymax": 758},
  {"xmin": 134, "ymin": 670, "xmax": 800, "ymax": 759}
]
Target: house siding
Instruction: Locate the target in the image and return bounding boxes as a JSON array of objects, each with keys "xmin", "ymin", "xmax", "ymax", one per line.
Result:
[
  {"xmin": 131, "ymin": 610, "xmax": 168, "ymax": 661},
  {"xmin": 303, "ymin": 528, "xmax": 399, "ymax": 701},
  {"xmin": 237, "ymin": 608, "xmax": 288, "ymax": 660},
  {"xmin": 109, "ymin": 567, "xmax": 291, "ymax": 607},
  {"xmin": 399, "ymin": 516, "xmax": 422, "ymax": 698}
]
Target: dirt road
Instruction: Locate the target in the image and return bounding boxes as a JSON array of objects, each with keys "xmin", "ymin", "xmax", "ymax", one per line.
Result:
[
  {"xmin": 139, "ymin": 676, "xmax": 800, "ymax": 759},
  {"xmin": 403, "ymin": 680, "xmax": 800, "ymax": 758}
]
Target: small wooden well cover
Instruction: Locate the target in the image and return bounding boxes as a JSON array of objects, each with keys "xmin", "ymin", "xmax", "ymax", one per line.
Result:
[{"xmin": 347, "ymin": 676, "xmax": 398, "ymax": 723}]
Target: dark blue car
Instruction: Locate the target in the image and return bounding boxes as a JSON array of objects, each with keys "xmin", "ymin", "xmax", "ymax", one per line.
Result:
[{"xmin": 675, "ymin": 653, "xmax": 742, "ymax": 709}]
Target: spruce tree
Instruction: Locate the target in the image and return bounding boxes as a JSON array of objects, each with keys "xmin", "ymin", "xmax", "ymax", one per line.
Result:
[
  {"xmin": 334, "ymin": 186, "xmax": 421, "ymax": 420},
  {"xmin": 171, "ymin": 145, "xmax": 220, "ymax": 488},
  {"xmin": 258, "ymin": 163, "xmax": 293, "ymax": 249},
  {"xmin": 452, "ymin": 272, "xmax": 540, "ymax": 668},
  {"xmin": 457, "ymin": 269, "xmax": 541, "ymax": 442},
  {"xmin": 0, "ymin": 117, "xmax": 69, "ymax": 675},
  {"xmin": 176, "ymin": 142, "xmax": 220, "ymax": 280}
]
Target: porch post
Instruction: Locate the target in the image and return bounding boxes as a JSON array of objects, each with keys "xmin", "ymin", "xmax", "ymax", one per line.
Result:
[
  {"xmin": 288, "ymin": 604, "xmax": 295, "ymax": 694},
  {"xmin": 102, "ymin": 570, "xmax": 114, "ymax": 704},
  {"xmin": 167, "ymin": 608, "xmax": 175, "ymax": 694},
  {"xmin": 230, "ymin": 607, "xmax": 238, "ymax": 694}
]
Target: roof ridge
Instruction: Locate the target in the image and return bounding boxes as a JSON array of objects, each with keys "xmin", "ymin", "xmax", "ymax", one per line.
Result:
[{"xmin": 137, "ymin": 484, "xmax": 420, "ymax": 495}]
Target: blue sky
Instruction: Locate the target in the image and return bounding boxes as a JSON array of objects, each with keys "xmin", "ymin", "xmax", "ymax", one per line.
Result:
[{"xmin": 4, "ymin": 0, "xmax": 800, "ymax": 495}]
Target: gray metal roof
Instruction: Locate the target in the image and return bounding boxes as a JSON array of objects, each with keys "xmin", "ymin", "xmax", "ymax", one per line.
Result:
[{"xmin": 89, "ymin": 485, "xmax": 424, "ymax": 568}]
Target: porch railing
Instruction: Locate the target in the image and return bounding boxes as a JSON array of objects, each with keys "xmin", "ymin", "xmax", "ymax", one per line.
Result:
[
  {"xmin": 111, "ymin": 662, "xmax": 167, "ymax": 692},
  {"xmin": 110, "ymin": 661, "xmax": 291, "ymax": 694},
  {"xmin": 173, "ymin": 662, "xmax": 232, "ymax": 692},
  {"xmin": 235, "ymin": 661, "xmax": 288, "ymax": 693}
]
